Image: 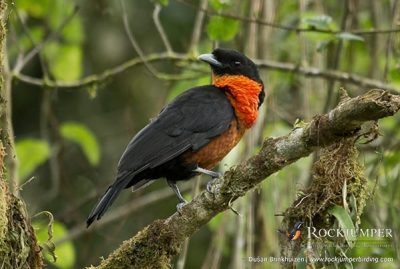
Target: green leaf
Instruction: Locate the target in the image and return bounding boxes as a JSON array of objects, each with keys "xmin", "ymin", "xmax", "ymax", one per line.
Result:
[
  {"xmin": 155, "ymin": 0, "xmax": 169, "ymax": 6},
  {"xmin": 209, "ymin": 0, "xmax": 232, "ymax": 11},
  {"xmin": 48, "ymin": 1, "xmax": 75, "ymax": 31},
  {"xmin": 303, "ymin": 15, "xmax": 333, "ymax": 31},
  {"xmin": 60, "ymin": 122, "xmax": 100, "ymax": 166},
  {"xmin": 62, "ymin": 16, "xmax": 84, "ymax": 43},
  {"xmin": 17, "ymin": 0, "xmax": 52, "ymax": 18},
  {"xmin": 44, "ymin": 43, "xmax": 82, "ymax": 81},
  {"xmin": 207, "ymin": 16, "xmax": 240, "ymax": 41},
  {"xmin": 34, "ymin": 220, "xmax": 76, "ymax": 269},
  {"xmin": 16, "ymin": 139, "xmax": 50, "ymax": 181},
  {"xmin": 328, "ymin": 205, "xmax": 356, "ymax": 247},
  {"xmin": 336, "ymin": 32, "xmax": 364, "ymax": 42}
]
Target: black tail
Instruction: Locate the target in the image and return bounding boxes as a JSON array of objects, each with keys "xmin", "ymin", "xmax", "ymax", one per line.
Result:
[{"xmin": 86, "ymin": 180, "xmax": 127, "ymax": 227}]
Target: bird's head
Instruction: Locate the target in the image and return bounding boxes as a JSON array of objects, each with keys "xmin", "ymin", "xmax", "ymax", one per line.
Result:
[
  {"xmin": 198, "ymin": 48, "xmax": 264, "ymax": 108},
  {"xmin": 198, "ymin": 48, "xmax": 263, "ymax": 86}
]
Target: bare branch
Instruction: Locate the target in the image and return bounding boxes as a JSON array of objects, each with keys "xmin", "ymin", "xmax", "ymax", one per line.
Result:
[
  {"xmin": 87, "ymin": 90, "xmax": 400, "ymax": 268},
  {"xmin": 12, "ymin": 52, "xmax": 197, "ymax": 88},
  {"xmin": 254, "ymin": 60, "xmax": 399, "ymax": 93},
  {"xmin": 188, "ymin": 0, "xmax": 208, "ymax": 54},
  {"xmin": 119, "ymin": 0, "xmax": 159, "ymax": 77},
  {"xmin": 153, "ymin": 4, "xmax": 173, "ymax": 54},
  {"xmin": 12, "ymin": 53, "xmax": 400, "ymax": 93},
  {"xmin": 383, "ymin": 0, "xmax": 399, "ymax": 80}
]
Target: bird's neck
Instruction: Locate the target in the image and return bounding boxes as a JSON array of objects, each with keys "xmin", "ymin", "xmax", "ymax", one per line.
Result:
[{"xmin": 213, "ymin": 75, "xmax": 263, "ymax": 128}]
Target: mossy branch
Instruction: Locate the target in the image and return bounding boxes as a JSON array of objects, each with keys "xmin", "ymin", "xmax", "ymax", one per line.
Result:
[{"xmin": 87, "ymin": 89, "xmax": 400, "ymax": 269}]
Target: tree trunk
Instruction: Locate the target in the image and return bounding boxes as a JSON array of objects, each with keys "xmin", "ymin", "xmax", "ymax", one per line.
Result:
[{"xmin": 0, "ymin": 1, "xmax": 43, "ymax": 268}]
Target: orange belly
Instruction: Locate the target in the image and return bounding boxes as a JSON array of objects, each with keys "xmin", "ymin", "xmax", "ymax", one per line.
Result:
[{"xmin": 182, "ymin": 119, "xmax": 245, "ymax": 169}]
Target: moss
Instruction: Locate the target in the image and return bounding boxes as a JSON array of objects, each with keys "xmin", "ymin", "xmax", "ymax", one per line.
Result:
[
  {"xmin": 89, "ymin": 220, "xmax": 182, "ymax": 269},
  {"xmin": 0, "ymin": 193, "xmax": 43, "ymax": 268},
  {"xmin": 0, "ymin": 145, "xmax": 7, "ymax": 237},
  {"xmin": 281, "ymin": 137, "xmax": 369, "ymax": 260}
]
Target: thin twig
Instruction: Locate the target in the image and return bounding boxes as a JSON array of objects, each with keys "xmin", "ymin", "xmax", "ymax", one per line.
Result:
[
  {"xmin": 383, "ymin": 0, "xmax": 399, "ymax": 81},
  {"xmin": 153, "ymin": 4, "xmax": 173, "ymax": 54},
  {"xmin": 12, "ymin": 52, "xmax": 198, "ymax": 88},
  {"xmin": 255, "ymin": 60, "xmax": 400, "ymax": 93},
  {"xmin": 323, "ymin": 0, "xmax": 352, "ymax": 112},
  {"xmin": 13, "ymin": 5, "xmax": 79, "ymax": 73},
  {"xmin": 119, "ymin": 0, "xmax": 159, "ymax": 77},
  {"xmin": 188, "ymin": 0, "xmax": 208, "ymax": 54},
  {"xmin": 176, "ymin": 0, "xmax": 400, "ymax": 36},
  {"xmin": 12, "ymin": 53, "xmax": 400, "ymax": 93},
  {"xmin": 14, "ymin": 6, "xmax": 50, "ymax": 76},
  {"xmin": 19, "ymin": 176, "xmax": 35, "ymax": 190}
]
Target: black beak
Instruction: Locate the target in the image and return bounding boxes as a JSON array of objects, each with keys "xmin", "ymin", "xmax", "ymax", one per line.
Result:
[{"xmin": 198, "ymin": 53, "xmax": 223, "ymax": 67}]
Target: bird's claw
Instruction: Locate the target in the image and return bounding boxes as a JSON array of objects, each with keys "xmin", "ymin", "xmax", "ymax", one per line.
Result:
[
  {"xmin": 211, "ymin": 171, "xmax": 222, "ymax": 179},
  {"xmin": 176, "ymin": 200, "xmax": 188, "ymax": 214},
  {"xmin": 206, "ymin": 175, "xmax": 221, "ymax": 194}
]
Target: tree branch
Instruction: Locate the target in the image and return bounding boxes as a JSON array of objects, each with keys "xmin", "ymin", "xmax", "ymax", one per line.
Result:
[
  {"xmin": 12, "ymin": 52, "xmax": 400, "ymax": 93},
  {"xmin": 87, "ymin": 89, "xmax": 400, "ymax": 268},
  {"xmin": 152, "ymin": 4, "xmax": 173, "ymax": 54},
  {"xmin": 188, "ymin": 0, "xmax": 208, "ymax": 54}
]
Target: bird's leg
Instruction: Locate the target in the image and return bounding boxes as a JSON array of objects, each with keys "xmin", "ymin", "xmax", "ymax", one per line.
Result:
[
  {"xmin": 167, "ymin": 180, "xmax": 187, "ymax": 214},
  {"xmin": 193, "ymin": 166, "xmax": 222, "ymax": 194},
  {"xmin": 193, "ymin": 167, "xmax": 221, "ymax": 178}
]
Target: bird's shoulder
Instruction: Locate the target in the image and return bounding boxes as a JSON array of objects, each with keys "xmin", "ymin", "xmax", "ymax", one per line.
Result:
[
  {"xmin": 117, "ymin": 85, "xmax": 235, "ymax": 172},
  {"xmin": 153, "ymin": 85, "xmax": 234, "ymax": 131}
]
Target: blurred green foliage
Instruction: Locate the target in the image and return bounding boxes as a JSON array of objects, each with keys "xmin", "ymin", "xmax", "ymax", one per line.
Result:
[
  {"xmin": 207, "ymin": 16, "xmax": 240, "ymax": 41},
  {"xmin": 7, "ymin": 0, "xmax": 400, "ymax": 268},
  {"xmin": 34, "ymin": 220, "xmax": 76, "ymax": 269},
  {"xmin": 16, "ymin": 139, "xmax": 50, "ymax": 181},
  {"xmin": 60, "ymin": 122, "xmax": 100, "ymax": 166}
]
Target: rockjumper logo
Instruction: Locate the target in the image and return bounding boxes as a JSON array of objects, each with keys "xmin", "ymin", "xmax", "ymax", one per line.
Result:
[{"xmin": 307, "ymin": 227, "xmax": 393, "ymax": 239}]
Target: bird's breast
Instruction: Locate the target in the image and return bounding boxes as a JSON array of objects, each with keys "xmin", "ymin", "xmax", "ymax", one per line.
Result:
[
  {"xmin": 182, "ymin": 119, "xmax": 245, "ymax": 169},
  {"xmin": 213, "ymin": 75, "xmax": 263, "ymax": 128}
]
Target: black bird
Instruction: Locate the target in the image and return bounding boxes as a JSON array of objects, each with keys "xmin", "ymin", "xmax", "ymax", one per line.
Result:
[{"xmin": 87, "ymin": 48, "xmax": 264, "ymax": 227}]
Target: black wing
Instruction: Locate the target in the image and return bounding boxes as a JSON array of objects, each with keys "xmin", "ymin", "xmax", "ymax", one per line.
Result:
[
  {"xmin": 118, "ymin": 85, "xmax": 234, "ymax": 172},
  {"xmin": 87, "ymin": 85, "xmax": 234, "ymax": 226}
]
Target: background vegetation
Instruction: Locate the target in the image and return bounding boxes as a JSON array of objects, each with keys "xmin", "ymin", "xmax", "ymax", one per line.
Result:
[{"xmin": 3, "ymin": 0, "xmax": 400, "ymax": 268}]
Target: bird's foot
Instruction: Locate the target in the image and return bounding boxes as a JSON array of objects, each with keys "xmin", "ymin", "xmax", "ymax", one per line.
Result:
[
  {"xmin": 176, "ymin": 200, "xmax": 188, "ymax": 214},
  {"xmin": 206, "ymin": 177, "xmax": 218, "ymax": 194},
  {"xmin": 209, "ymin": 171, "xmax": 222, "ymax": 179},
  {"xmin": 206, "ymin": 172, "xmax": 222, "ymax": 196}
]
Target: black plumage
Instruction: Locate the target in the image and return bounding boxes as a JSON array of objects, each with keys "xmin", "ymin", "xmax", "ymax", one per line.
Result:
[
  {"xmin": 87, "ymin": 86, "xmax": 235, "ymax": 226},
  {"xmin": 87, "ymin": 48, "xmax": 264, "ymax": 227}
]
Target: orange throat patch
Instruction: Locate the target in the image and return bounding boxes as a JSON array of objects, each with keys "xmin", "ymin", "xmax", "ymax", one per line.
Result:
[{"xmin": 213, "ymin": 75, "xmax": 263, "ymax": 128}]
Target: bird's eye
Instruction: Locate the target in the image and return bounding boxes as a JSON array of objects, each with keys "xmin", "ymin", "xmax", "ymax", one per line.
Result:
[{"xmin": 234, "ymin": 61, "xmax": 241, "ymax": 66}]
